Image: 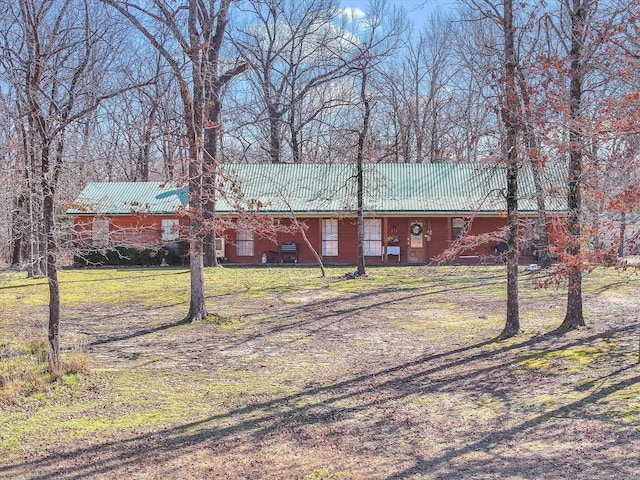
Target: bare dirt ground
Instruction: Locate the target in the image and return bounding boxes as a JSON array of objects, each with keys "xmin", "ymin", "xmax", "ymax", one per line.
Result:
[{"xmin": 1, "ymin": 265, "xmax": 640, "ymax": 479}]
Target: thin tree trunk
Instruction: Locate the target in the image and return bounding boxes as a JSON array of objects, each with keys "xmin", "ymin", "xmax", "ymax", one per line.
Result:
[
  {"xmin": 618, "ymin": 211, "xmax": 626, "ymax": 257},
  {"xmin": 561, "ymin": 0, "xmax": 586, "ymax": 330},
  {"xmin": 11, "ymin": 235, "xmax": 22, "ymax": 268},
  {"xmin": 356, "ymin": 159, "xmax": 366, "ymax": 276},
  {"xmin": 136, "ymin": 128, "xmax": 151, "ymax": 181},
  {"xmin": 27, "ymin": 148, "xmax": 44, "ymax": 278},
  {"xmin": 532, "ymin": 167, "xmax": 552, "ymax": 268},
  {"xmin": 289, "ymin": 112, "xmax": 301, "ymax": 164},
  {"xmin": 355, "ymin": 70, "xmax": 370, "ymax": 277},
  {"xmin": 268, "ymin": 107, "xmax": 282, "ymax": 164},
  {"xmin": 501, "ymin": 0, "xmax": 520, "ymax": 337},
  {"xmin": 517, "ymin": 69, "xmax": 552, "ymax": 268},
  {"xmin": 186, "ymin": 235, "xmax": 208, "ymax": 321},
  {"xmin": 430, "ymin": 107, "xmax": 439, "ymax": 163},
  {"xmin": 202, "ymin": 104, "xmax": 219, "ymax": 268},
  {"xmin": 44, "ymin": 190, "xmax": 61, "ymax": 370},
  {"xmin": 184, "ymin": 139, "xmax": 208, "ymax": 322},
  {"xmin": 184, "ymin": 109, "xmax": 208, "ymax": 320},
  {"xmin": 503, "ymin": 162, "xmax": 520, "ymax": 337},
  {"xmin": 44, "ymin": 136, "xmax": 66, "ymax": 370},
  {"xmin": 183, "ymin": 0, "xmax": 209, "ymax": 321},
  {"xmin": 299, "ymin": 224, "xmax": 325, "ymax": 277},
  {"xmin": 10, "ymin": 194, "xmax": 26, "ymax": 268}
]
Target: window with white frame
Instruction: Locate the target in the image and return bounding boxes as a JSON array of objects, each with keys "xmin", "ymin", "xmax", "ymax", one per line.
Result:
[
  {"xmin": 322, "ymin": 219, "xmax": 338, "ymax": 256},
  {"xmin": 236, "ymin": 230, "xmax": 254, "ymax": 257},
  {"xmin": 452, "ymin": 217, "xmax": 465, "ymax": 239},
  {"xmin": 92, "ymin": 217, "xmax": 109, "ymax": 247},
  {"xmin": 364, "ymin": 218, "xmax": 382, "ymax": 256},
  {"xmin": 161, "ymin": 219, "xmax": 179, "ymax": 242}
]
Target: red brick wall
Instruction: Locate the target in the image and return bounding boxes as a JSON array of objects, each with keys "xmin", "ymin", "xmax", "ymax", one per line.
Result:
[
  {"xmin": 73, "ymin": 213, "xmax": 558, "ymax": 265},
  {"xmin": 73, "ymin": 214, "xmax": 187, "ymax": 248},
  {"xmin": 218, "ymin": 216, "xmax": 512, "ymax": 265}
]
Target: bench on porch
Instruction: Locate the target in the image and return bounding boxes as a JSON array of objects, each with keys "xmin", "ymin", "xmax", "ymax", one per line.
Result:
[{"xmin": 279, "ymin": 242, "xmax": 298, "ymax": 263}]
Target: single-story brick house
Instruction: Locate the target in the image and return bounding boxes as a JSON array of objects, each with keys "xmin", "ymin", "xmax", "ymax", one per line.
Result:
[{"xmin": 67, "ymin": 162, "xmax": 565, "ymax": 265}]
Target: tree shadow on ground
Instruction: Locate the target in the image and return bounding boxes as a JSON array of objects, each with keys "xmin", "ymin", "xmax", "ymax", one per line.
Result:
[
  {"xmin": 389, "ymin": 367, "xmax": 640, "ymax": 479},
  {"xmin": 218, "ymin": 271, "xmax": 510, "ymax": 351},
  {"xmin": 2, "ymin": 321, "xmax": 638, "ymax": 479},
  {"xmin": 77, "ymin": 271, "xmax": 506, "ymax": 355}
]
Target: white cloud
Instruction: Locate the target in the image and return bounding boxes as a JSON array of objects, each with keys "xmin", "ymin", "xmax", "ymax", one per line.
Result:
[{"xmin": 340, "ymin": 7, "xmax": 366, "ymax": 23}]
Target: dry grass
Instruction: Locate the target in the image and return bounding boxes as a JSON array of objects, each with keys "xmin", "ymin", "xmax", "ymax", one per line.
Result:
[{"xmin": 0, "ymin": 265, "xmax": 639, "ymax": 479}]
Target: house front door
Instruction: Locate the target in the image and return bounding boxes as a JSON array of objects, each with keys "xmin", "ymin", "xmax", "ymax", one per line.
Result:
[{"xmin": 407, "ymin": 220, "xmax": 426, "ymax": 263}]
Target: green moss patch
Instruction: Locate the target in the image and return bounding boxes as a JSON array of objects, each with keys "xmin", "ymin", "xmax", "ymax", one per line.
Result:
[{"xmin": 518, "ymin": 341, "xmax": 621, "ymax": 373}]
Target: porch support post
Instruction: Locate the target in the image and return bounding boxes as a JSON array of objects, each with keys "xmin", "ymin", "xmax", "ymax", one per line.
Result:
[
  {"xmin": 318, "ymin": 218, "xmax": 323, "ymax": 260},
  {"xmin": 383, "ymin": 217, "xmax": 389, "ymax": 263}
]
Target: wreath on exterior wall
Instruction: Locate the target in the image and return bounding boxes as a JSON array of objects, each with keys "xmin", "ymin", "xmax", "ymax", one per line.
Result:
[{"xmin": 410, "ymin": 223, "xmax": 423, "ymax": 236}]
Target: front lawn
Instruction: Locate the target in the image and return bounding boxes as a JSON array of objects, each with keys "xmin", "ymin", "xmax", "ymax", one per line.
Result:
[{"xmin": 1, "ymin": 265, "xmax": 639, "ymax": 479}]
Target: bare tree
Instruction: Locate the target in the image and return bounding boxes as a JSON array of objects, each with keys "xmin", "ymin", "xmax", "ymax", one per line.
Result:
[
  {"xmin": 557, "ymin": 0, "xmax": 590, "ymax": 329},
  {"xmin": 232, "ymin": 0, "xmax": 359, "ymax": 164},
  {"xmin": 339, "ymin": 0, "xmax": 405, "ymax": 276},
  {"xmin": 0, "ymin": 96, "xmax": 23, "ymax": 268},
  {"xmin": 88, "ymin": 63, "xmax": 189, "ymax": 183},
  {"xmin": 0, "ymin": 0, "xmax": 140, "ymax": 368},
  {"xmin": 104, "ymin": 0, "xmax": 251, "ymax": 306},
  {"xmin": 533, "ymin": 0, "xmax": 633, "ymax": 329},
  {"xmin": 382, "ymin": 14, "xmax": 457, "ymax": 163},
  {"xmin": 455, "ymin": 0, "xmax": 525, "ymax": 336},
  {"xmin": 499, "ymin": 0, "xmax": 521, "ymax": 336},
  {"xmin": 201, "ymin": 6, "xmax": 249, "ymax": 267},
  {"xmin": 450, "ymin": 11, "xmax": 502, "ymax": 163},
  {"xmin": 102, "ymin": 0, "xmax": 230, "ymax": 321}
]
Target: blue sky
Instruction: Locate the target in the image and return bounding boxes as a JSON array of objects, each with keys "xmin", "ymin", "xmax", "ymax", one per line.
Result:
[
  {"xmin": 339, "ymin": 1, "xmax": 455, "ymax": 17},
  {"xmin": 339, "ymin": 0, "xmax": 456, "ymax": 31}
]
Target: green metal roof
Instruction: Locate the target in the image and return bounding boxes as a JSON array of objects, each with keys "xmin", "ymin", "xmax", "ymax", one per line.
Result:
[
  {"xmin": 68, "ymin": 163, "xmax": 566, "ymax": 215},
  {"xmin": 66, "ymin": 182, "xmax": 187, "ymax": 214},
  {"xmin": 214, "ymin": 163, "xmax": 565, "ymax": 214}
]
